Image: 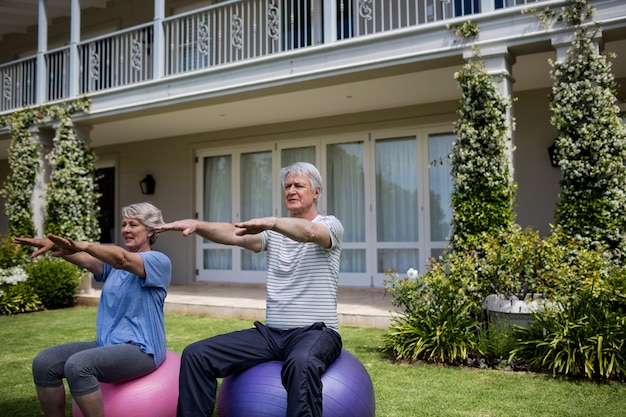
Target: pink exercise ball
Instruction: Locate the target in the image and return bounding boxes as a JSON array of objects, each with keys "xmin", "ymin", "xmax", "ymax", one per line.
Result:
[
  {"xmin": 218, "ymin": 350, "xmax": 375, "ymax": 417},
  {"xmin": 72, "ymin": 349, "xmax": 180, "ymax": 417}
]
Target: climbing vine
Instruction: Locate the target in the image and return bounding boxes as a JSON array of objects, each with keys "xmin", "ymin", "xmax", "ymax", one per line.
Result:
[
  {"xmin": 0, "ymin": 98, "xmax": 99, "ymax": 241},
  {"xmin": 449, "ymin": 47, "xmax": 517, "ymax": 250},
  {"xmin": 546, "ymin": 0, "xmax": 626, "ymax": 262}
]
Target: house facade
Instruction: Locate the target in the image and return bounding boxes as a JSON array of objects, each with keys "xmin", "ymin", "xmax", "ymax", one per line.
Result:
[{"xmin": 0, "ymin": 0, "xmax": 625, "ymax": 287}]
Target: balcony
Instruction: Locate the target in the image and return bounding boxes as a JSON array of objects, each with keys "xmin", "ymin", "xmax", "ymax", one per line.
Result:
[{"xmin": 0, "ymin": 0, "xmax": 548, "ymax": 114}]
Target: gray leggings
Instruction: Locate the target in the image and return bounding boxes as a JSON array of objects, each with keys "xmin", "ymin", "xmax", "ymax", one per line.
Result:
[{"xmin": 32, "ymin": 341, "xmax": 156, "ymax": 396}]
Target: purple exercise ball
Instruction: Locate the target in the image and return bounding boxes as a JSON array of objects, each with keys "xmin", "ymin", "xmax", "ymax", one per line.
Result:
[{"xmin": 218, "ymin": 350, "xmax": 375, "ymax": 417}]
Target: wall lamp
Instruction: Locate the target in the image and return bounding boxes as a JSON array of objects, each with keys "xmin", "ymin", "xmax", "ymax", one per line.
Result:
[
  {"xmin": 547, "ymin": 140, "xmax": 559, "ymax": 168},
  {"xmin": 140, "ymin": 174, "xmax": 156, "ymax": 195}
]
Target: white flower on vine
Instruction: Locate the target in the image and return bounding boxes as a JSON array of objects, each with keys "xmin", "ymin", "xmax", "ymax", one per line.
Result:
[{"xmin": 406, "ymin": 268, "xmax": 418, "ymax": 280}]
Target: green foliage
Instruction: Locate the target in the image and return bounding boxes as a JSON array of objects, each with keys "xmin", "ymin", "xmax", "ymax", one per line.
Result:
[
  {"xmin": 0, "ymin": 282, "xmax": 41, "ymax": 315},
  {"xmin": 477, "ymin": 317, "xmax": 517, "ymax": 359},
  {"xmin": 476, "ymin": 226, "xmax": 542, "ymax": 297},
  {"xmin": 511, "ymin": 237, "xmax": 626, "ymax": 380},
  {"xmin": 45, "ymin": 112, "xmax": 101, "ymax": 241},
  {"xmin": 512, "ymin": 296, "xmax": 626, "ymax": 380},
  {"xmin": 548, "ymin": 1, "xmax": 626, "ymax": 263},
  {"xmin": 24, "ymin": 257, "xmax": 83, "ymax": 310},
  {"xmin": 0, "ymin": 110, "xmax": 39, "ymax": 237},
  {"xmin": 448, "ymin": 20, "xmax": 479, "ymax": 39},
  {"xmin": 383, "ymin": 252, "xmax": 484, "ymax": 363},
  {"xmin": 0, "ymin": 98, "xmax": 99, "ymax": 241},
  {"xmin": 451, "ymin": 51, "xmax": 516, "ymax": 250},
  {"xmin": 0, "ymin": 235, "xmax": 29, "ymax": 268},
  {"xmin": 0, "ymin": 235, "xmax": 41, "ymax": 315}
]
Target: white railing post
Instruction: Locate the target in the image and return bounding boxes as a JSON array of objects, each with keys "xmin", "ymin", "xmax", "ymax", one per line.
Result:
[
  {"xmin": 153, "ymin": 0, "xmax": 165, "ymax": 80},
  {"xmin": 69, "ymin": 0, "xmax": 81, "ymax": 98},
  {"xmin": 481, "ymin": 0, "xmax": 495, "ymax": 13},
  {"xmin": 36, "ymin": 0, "xmax": 48, "ymax": 105},
  {"xmin": 323, "ymin": 0, "xmax": 337, "ymax": 44}
]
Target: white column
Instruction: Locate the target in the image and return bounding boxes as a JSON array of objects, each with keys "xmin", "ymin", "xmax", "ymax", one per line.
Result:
[
  {"xmin": 464, "ymin": 46, "xmax": 516, "ymax": 174},
  {"xmin": 153, "ymin": 0, "xmax": 165, "ymax": 80},
  {"xmin": 69, "ymin": 0, "xmax": 81, "ymax": 97},
  {"xmin": 36, "ymin": 0, "xmax": 48, "ymax": 105},
  {"xmin": 552, "ymin": 30, "xmax": 603, "ymax": 63},
  {"xmin": 28, "ymin": 126, "xmax": 55, "ymax": 236}
]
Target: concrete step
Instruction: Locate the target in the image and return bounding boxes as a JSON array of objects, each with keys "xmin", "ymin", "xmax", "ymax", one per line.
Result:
[{"xmin": 75, "ymin": 282, "xmax": 394, "ymax": 329}]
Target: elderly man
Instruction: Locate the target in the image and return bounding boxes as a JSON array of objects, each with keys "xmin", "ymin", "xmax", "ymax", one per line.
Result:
[{"xmin": 157, "ymin": 162, "xmax": 344, "ymax": 417}]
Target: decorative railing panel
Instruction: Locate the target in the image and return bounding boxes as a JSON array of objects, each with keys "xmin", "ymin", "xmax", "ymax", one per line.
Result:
[
  {"xmin": 164, "ymin": 0, "xmax": 301, "ymax": 76},
  {"xmin": 0, "ymin": 57, "xmax": 36, "ymax": 112},
  {"xmin": 78, "ymin": 24, "xmax": 154, "ymax": 94}
]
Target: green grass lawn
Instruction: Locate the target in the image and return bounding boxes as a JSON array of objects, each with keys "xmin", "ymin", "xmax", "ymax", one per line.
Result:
[{"xmin": 1, "ymin": 306, "xmax": 625, "ymax": 416}]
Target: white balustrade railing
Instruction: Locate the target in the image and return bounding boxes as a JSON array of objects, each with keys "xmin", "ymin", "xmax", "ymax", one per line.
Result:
[
  {"xmin": 78, "ymin": 24, "xmax": 154, "ymax": 94},
  {"xmin": 1, "ymin": 57, "xmax": 37, "ymax": 112},
  {"xmin": 45, "ymin": 47, "xmax": 70, "ymax": 102},
  {"xmin": 0, "ymin": 0, "xmax": 547, "ymax": 113}
]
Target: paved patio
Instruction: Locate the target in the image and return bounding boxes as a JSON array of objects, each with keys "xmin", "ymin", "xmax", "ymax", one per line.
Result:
[{"xmin": 75, "ymin": 282, "xmax": 395, "ymax": 329}]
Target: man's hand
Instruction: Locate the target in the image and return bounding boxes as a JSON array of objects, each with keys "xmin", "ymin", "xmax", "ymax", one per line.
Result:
[
  {"xmin": 154, "ymin": 219, "xmax": 199, "ymax": 237},
  {"xmin": 234, "ymin": 217, "xmax": 277, "ymax": 236}
]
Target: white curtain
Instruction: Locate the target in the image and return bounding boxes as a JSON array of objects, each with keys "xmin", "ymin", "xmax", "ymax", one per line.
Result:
[
  {"xmin": 326, "ymin": 142, "xmax": 366, "ymax": 273},
  {"xmin": 202, "ymin": 155, "xmax": 232, "ymax": 269},
  {"xmin": 240, "ymin": 151, "xmax": 272, "ymax": 270},
  {"xmin": 375, "ymin": 137, "xmax": 419, "ymax": 273},
  {"xmin": 376, "ymin": 137, "xmax": 418, "ymax": 241}
]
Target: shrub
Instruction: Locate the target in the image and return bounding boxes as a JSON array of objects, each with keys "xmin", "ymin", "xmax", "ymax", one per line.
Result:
[
  {"xmin": 548, "ymin": 0, "xmax": 626, "ymax": 263},
  {"xmin": 450, "ymin": 48, "xmax": 516, "ymax": 251},
  {"xmin": 0, "ymin": 265, "xmax": 41, "ymax": 315},
  {"xmin": 0, "ymin": 234, "xmax": 29, "ymax": 268},
  {"xmin": 24, "ymin": 256, "xmax": 83, "ymax": 310},
  {"xmin": 383, "ymin": 251, "xmax": 484, "ymax": 363},
  {"xmin": 0, "ymin": 235, "xmax": 41, "ymax": 315},
  {"xmin": 0, "ymin": 281, "xmax": 41, "ymax": 315},
  {"xmin": 511, "ymin": 239, "xmax": 626, "ymax": 380},
  {"xmin": 475, "ymin": 226, "xmax": 542, "ymax": 298}
]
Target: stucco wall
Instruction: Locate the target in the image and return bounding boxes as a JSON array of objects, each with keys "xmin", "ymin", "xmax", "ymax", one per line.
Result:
[{"xmin": 513, "ymin": 88, "xmax": 560, "ymax": 236}]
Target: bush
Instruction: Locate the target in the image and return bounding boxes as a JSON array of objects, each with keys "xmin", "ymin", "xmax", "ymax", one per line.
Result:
[
  {"xmin": 0, "ymin": 235, "xmax": 41, "ymax": 315},
  {"xmin": 383, "ymin": 251, "xmax": 484, "ymax": 363},
  {"xmin": 0, "ymin": 234, "xmax": 29, "ymax": 268},
  {"xmin": 511, "ymin": 240, "xmax": 626, "ymax": 380},
  {"xmin": 24, "ymin": 256, "xmax": 83, "ymax": 310},
  {"xmin": 0, "ymin": 281, "xmax": 41, "ymax": 315}
]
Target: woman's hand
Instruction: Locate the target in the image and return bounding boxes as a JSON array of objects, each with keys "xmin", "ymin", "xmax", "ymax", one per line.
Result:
[{"xmin": 14, "ymin": 234, "xmax": 82, "ymax": 258}]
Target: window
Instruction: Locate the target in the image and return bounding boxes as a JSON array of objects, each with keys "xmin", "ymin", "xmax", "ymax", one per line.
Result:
[
  {"xmin": 454, "ymin": 0, "xmax": 480, "ymax": 16},
  {"xmin": 196, "ymin": 127, "xmax": 454, "ymax": 286}
]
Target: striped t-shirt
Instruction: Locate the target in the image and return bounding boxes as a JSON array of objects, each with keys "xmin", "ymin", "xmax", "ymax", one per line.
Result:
[{"xmin": 261, "ymin": 215, "xmax": 343, "ymax": 331}]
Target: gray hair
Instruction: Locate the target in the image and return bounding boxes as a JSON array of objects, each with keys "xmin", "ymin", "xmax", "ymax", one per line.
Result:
[
  {"xmin": 122, "ymin": 202, "xmax": 164, "ymax": 245},
  {"xmin": 280, "ymin": 162, "xmax": 323, "ymax": 194}
]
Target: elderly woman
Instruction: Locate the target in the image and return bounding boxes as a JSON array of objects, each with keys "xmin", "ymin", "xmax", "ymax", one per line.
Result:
[{"xmin": 15, "ymin": 202, "xmax": 172, "ymax": 417}]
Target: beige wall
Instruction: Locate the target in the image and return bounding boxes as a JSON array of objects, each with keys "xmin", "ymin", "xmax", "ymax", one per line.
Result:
[
  {"xmin": 95, "ymin": 135, "xmax": 195, "ymax": 286},
  {"xmin": 513, "ymin": 88, "xmax": 560, "ymax": 236}
]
